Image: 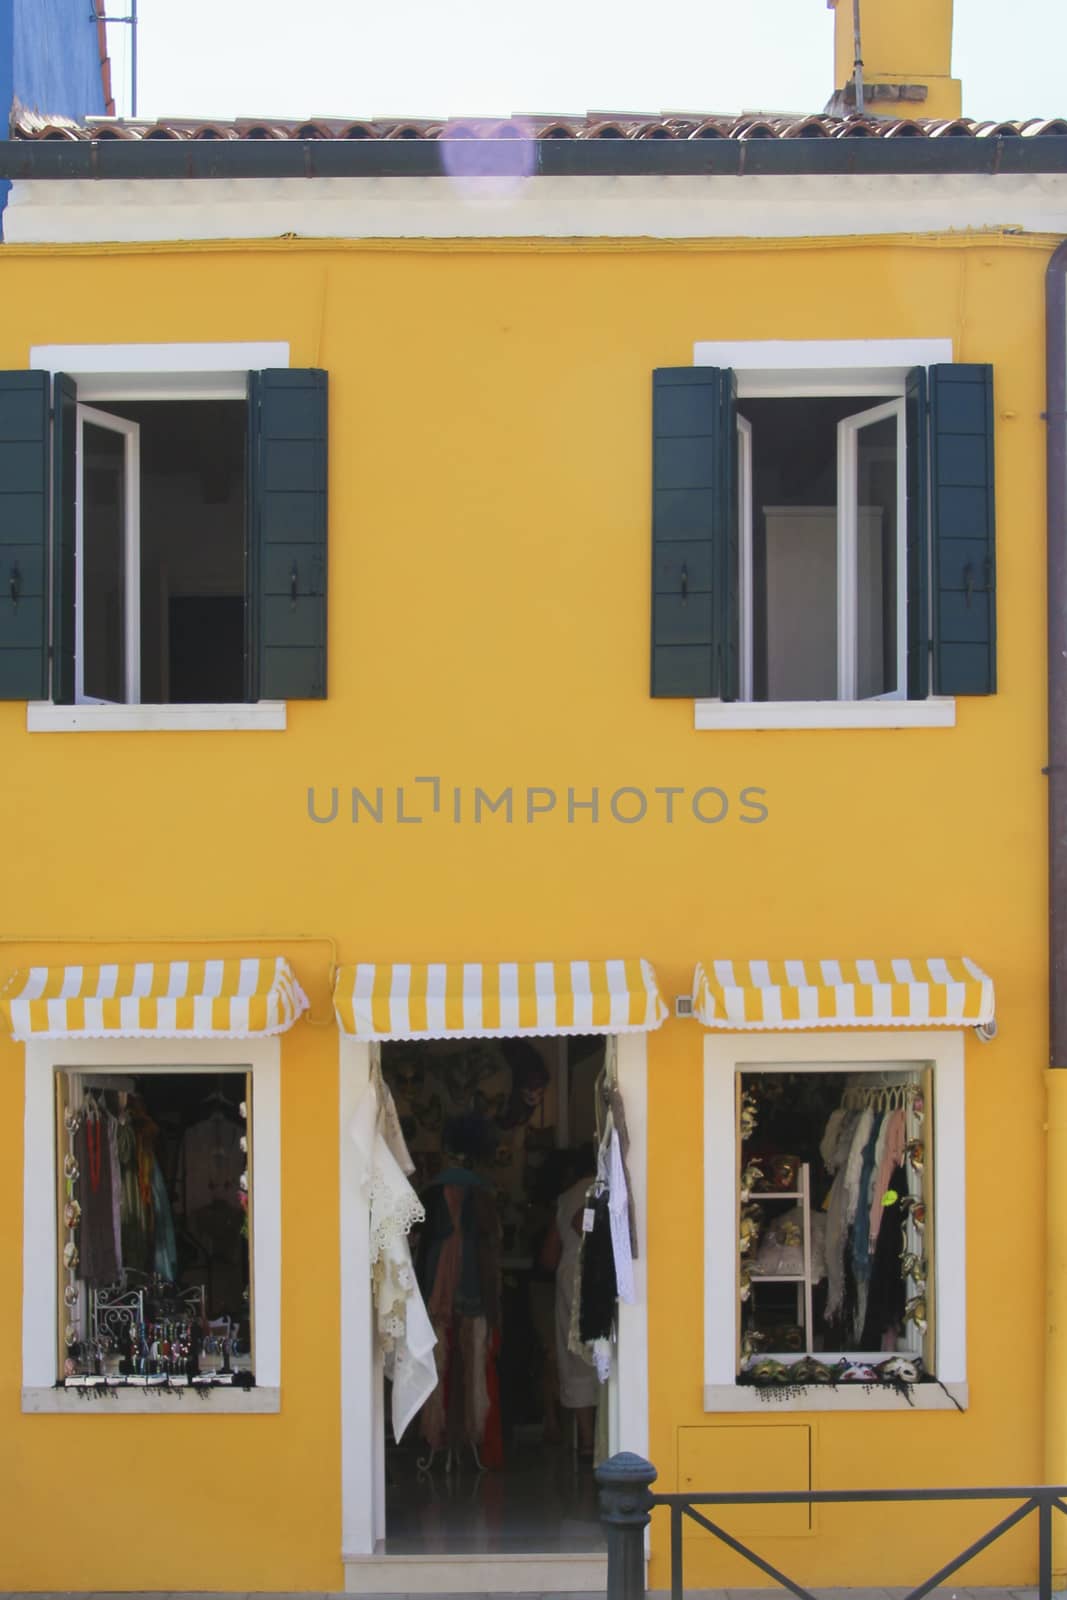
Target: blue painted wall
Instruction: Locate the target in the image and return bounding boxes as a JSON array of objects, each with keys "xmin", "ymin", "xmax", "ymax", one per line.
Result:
[
  {"xmin": 2, "ymin": 0, "xmax": 107, "ymax": 226},
  {"xmin": 12, "ymin": 0, "xmax": 106, "ymax": 122}
]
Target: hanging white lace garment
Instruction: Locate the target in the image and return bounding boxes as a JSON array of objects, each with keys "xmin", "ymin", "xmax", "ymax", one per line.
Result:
[
  {"xmin": 349, "ymin": 1075, "xmax": 438, "ymax": 1441},
  {"xmin": 607, "ymin": 1126, "xmax": 635, "ymax": 1305}
]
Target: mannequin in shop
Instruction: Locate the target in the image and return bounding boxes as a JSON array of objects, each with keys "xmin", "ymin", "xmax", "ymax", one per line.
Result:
[
  {"xmin": 415, "ymin": 1113, "xmax": 502, "ymax": 1472},
  {"xmin": 540, "ymin": 1144, "xmax": 598, "ymax": 1461}
]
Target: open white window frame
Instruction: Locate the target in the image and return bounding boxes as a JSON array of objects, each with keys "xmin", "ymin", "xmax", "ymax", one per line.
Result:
[
  {"xmin": 695, "ymin": 338, "xmax": 956, "ymax": 731},
  {"xmin": 75, "ymin": 405, "xmax": 140, "ymax": 705},
  {"xmin": 27, "ymin": 342, "xmax": 290, "ymax": 733},
  {"xmin": 21, "ymin": 1034, "xmax": 281, "ymax": 1414},
  {"xmin": 703, "ymin": 1028, "xmax": 966, "ymax": 1413}
]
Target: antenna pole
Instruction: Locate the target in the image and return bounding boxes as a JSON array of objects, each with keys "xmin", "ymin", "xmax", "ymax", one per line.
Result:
[
  {"xmin": 851, "ymin": 0, "xmax": 865, "ymax": 115},
  {"xmin": 130, "ymin": 0, "xmax": 137, "ymax": 118}
]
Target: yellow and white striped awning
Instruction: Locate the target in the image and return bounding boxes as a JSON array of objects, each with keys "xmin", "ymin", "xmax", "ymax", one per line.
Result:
[
  {"xmin": 0, "ymin": 957, "xmax": 309, "ymax": 1041},
  {"xmin": 333, "ymin": 959, "xmax": 668, "ymax": 1041},
  {"xmin": 692, "ymin": 958, "xmax": 994, "ymax": 1031}
]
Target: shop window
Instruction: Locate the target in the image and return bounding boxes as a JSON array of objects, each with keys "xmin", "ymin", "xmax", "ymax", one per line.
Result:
[
  {"xmin": 55, "ymin": 1070, "xmax": 254, "ymax": 1390},
  {"xmin": 737, "ymin": 1067, "xmax": 928, "ymax": 1380},
  {"xmin": 703, "ymin": 1032, "xmax": 967, "ymax": 1411}
]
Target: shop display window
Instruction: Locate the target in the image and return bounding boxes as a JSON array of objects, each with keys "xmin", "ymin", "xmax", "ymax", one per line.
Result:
[
  {"xmin": 55, "ymin": 1069, "xmax": 253, "ymax": 1389},
  {"xmin": 737, "ymin": 1067, "xmax": 931, "ymax": 1387}
]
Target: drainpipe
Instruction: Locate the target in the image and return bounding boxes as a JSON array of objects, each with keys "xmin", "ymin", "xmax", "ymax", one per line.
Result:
[
  {"xmin": 1045, "ymin": 237, "xmax": 1067, "ymax": 1583},
  {"xmin": 851, "ymin": 0, "xmax": 865, "ymax": 116}
]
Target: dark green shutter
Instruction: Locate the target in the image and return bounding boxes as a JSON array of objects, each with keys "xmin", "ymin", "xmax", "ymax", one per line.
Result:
[
  {"xmin": 929, "ymin": 363, "xmax": 996, "ymax": 695},
  {"xmin": 905, "ymin": 365, "xmax": 930, "ymax": 699},
  {"xmin": 248, "ymin": 368, "xmax": 328, "ymax": 700},
  {"xmin": 52, "ymin": 374, "xmax": 77, "ymax": 704},
  {"xmin": 651, "ymin": 366, "xmax": 737, "ymax": 698},
  {"xmin": 0, "ymin": 371, "xmax": 50, "ymax": 699}
]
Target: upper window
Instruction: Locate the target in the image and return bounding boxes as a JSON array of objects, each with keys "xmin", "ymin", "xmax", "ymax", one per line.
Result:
[
  {"xmin": 650, "ymin": 354, "xmax": 996, "ymax": 709},
  {"xmin": 0, "ymin": 357, "xmax": 328, "ymax": 706}
]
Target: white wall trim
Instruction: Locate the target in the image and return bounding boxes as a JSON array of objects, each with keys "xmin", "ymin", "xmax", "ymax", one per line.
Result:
[
  {"xmin": 27, "ymin": 702, "xmax": 288, "ymax": 733},
  {"xmin": 30, "ymin": 341, "xmax": 289, "ymax": 373},
  {"xmin": 702, "ymin": 1029, "xmax": 966, "ymax": 1408},
  {"xmin": 338, "ymin": 1031, "xmax": 650, "ymax": 1572},
  {"xmin": 694, "ymin": 698, "xmax": 956, "ymax": 731},
  {"xmin": 702, "ymin": 1381, "xmax": 968, "ymax": 1412},
  {"xmin": 29, "ymin": 341, "xmax": 290, "ymax": 401},
  {"xmin": 339, "ymin": 1038, "xmax": 378, "ymax": 1558},
  {"xmin": 22, "ymin": 1384, "xmax": 281, "ymax": 1414},
  {"xmin": 6, "ymin": 174, "xmax": 1067, "ymax": 245},
  {"xmin": 694, "ymin": 338, "xmax": 954, "ymax": 397},
  {"xmin": 614, "ymin": 1032, "xmax": 649, "ymax": 1464},
  {"xmin": 22, "ymin": 1035, "xmax": 281, "ymax": 1401}
]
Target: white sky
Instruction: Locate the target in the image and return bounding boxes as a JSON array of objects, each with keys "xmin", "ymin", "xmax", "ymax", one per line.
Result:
[{"xmin": 107, "ymin": 0, "xmax": 1066, "ymax": 127}]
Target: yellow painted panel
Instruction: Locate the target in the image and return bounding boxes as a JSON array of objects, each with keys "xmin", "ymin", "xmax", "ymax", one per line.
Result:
[
  {"xmin": 677, "ymin": 1423, "xmax": 812, "ymax": 1539},
  {"xmin": 0, "ymin": 232, "xmax": 1051, "ymax": 1592}
]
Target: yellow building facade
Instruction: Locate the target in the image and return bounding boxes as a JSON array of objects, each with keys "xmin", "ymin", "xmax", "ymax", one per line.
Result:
[{"xmin": 0, "ymin": 6, "xmax": 1065, "ymax": 1593}]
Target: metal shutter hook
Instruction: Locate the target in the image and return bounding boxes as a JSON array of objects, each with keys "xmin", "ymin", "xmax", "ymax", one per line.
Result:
[
  {"xmin": 681, "ymin": 563, "xmax": 688, "ymax": 604},
  {"xmin": 289, "ymin": 562, "xmax": 298, "ymax": 611},
  {"xmin": 8, "ymin": 564, "xmax": 19, "ymax": 613}
]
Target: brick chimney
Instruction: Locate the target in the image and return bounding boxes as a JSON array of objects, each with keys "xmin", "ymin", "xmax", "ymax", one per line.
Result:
[{"xmin": 826, "ymin": 0, "xmax": 962, "ymax": 120}]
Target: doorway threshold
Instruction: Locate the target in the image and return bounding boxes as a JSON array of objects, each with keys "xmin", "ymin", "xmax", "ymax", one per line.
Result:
[{"xmin": 343, "ymin": 1549, "xmax": 609, "ymax": 1593}]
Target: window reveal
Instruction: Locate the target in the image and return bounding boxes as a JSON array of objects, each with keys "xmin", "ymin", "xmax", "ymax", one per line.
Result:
[
  {"xmin": 738, "ymin": 1068, "xmax": 931, "ymax": 1386},
  {"xmin": 57, "ymin": 1070, "xmax": 253, "ymax": 1388}
]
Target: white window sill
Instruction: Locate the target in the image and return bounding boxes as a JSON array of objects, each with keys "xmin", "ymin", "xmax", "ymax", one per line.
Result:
[
  {"xmin": 704, "ymin": 1381, "xmax": 967, "ymax": 1412},
  {"xmin": 27, "ymin": 702, "xmax": 287, "ymax": 733},
  {"xmin": 22, "ymin": 1384, "xmax": 280, "ymax": 1414},
  {"xmin": 693, "ymin": 698, "xmax": 956, "ymax": 731}
]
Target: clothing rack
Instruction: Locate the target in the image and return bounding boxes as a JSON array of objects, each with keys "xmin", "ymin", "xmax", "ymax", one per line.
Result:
[{"xmin": 840, "ymin": 1081, "xmax": 918, "ymax": 1113}]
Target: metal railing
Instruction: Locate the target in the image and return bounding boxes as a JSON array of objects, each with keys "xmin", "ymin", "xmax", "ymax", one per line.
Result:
[{"xmin": 595, "ymin": 1452, "xmax": 1067, "ymax": 1600}]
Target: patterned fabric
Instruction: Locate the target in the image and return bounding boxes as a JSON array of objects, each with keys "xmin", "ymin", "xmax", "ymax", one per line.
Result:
[
  {"xmin": 692, "ymin": 957, "xmax": 994, "ymax": 1030},
  {"xmin": 332, "ymin": 959, "xmax": 667, "ymax": 1040},
  {"xmin": 1, "ymin": 957, "xmax": 309, "ymax": 1040}
]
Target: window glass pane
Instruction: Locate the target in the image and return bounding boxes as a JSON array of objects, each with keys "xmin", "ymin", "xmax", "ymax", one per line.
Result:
[
  {"xmin": 738, "ymin": 1069, "xmax": 929, "ymax": 1383},
  {"xmin": 57, "ymin": 1071, "xmax": 253, "ymax": 1387},
  {"xmin": 81, "ymin": 422, "xmax": 126, "ymax": 703},
  {"xmin": 855, "ymin": 415, "xmax": 899, "ymax": 699},
  {"xmin": 90, "ymin": 401, "xmax": 247, "ymax": 705},
  {"xmin": 741, "ymin": 397, "xmax": 888, "ymax": 703}
]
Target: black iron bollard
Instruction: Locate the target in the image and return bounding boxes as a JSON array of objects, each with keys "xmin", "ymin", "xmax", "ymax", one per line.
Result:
[{"xmin": 596, "ymin": 1451, "xmax": 658, "ymax": 1600}]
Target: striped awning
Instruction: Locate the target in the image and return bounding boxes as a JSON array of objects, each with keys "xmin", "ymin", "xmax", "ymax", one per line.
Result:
[
  {"xmin": 333, "ymin": 959, "xmax": 668, "ymax": 1041},
  {"xmin": 691, "ymin": 958, "xmax": 995, "ymax": 1031},
  {"xmin": 0, "ymin": 957, "xmax": 309, "ymax": 1041}
]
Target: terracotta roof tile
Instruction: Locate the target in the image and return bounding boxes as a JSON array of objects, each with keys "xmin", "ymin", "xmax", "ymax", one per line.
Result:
[{"xmin": 14, "ymin": 110, "xmax": 1067, "ymax": 144}]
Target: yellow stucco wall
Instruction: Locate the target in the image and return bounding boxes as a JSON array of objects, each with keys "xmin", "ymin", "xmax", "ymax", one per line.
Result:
[
  {"xmin": 0, "ymin": 230, "xmax": 1051, "ymax": 1590},
  {"xmin": 830, "ymin": 0, "xmax": 961, "ymax": 118}
]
